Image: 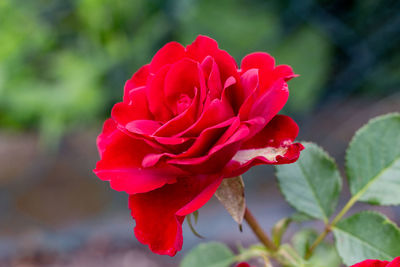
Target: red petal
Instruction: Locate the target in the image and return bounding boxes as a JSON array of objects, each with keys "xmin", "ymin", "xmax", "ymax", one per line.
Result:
[
  {"xmin": 274, "ymin": 65, "xmax": 297, "ymax": 81},
  {"xmin": 212, "ymin": 49, "xmax": 239, "ymax": 86},
  {"xmin": 186, "ymin": 35, "xmax": 238, "ymax": 83},
  {"xmin": 150, "ymin": 42, "xmax": 186, "ymax": 73},
  {"xmin": 142, "ymin": 117, "xmax": 237, "ymax": 168},
  {"xmin": 242, "ymin": 115, "xmax": 299, "ymax": 149},
  {"xmin": 154, "ymin": 88, "xmax": 200, "ymax": 137},
  {"xmin": 129, "ymin": 175, "xmax": 223, "ymax": 256},
  {"xmin": 237, "ymin": 69, "xmax": 260, "ymax": 117},
  {"xmin": 186, "ymin": 35, "xmax": 219, "ymax": 62},
  {"xmin": 146, "ymin": 65, "xmax": 174, "ymax": 122},
  {"xmin": 240, "ymin": 69, "xmax": 259, "ymax": 97},
  {"xmin": 94, "ymin": 130, "xmax": 184, "ymax": 194},
  {"xmin": 123, "ymin": 65, "xmax": 150, "ymax": 103},
  {"xmin": 221, "ymin": 76, "xmax": 247, "ymax": 113},
  {"xmin": 351, "ymin": 259, "xmax": 390, "ymax": 267},
  {"xmin": 155, "ymin": 60, "xmax": 208, "ymax": 137},
  {"xmin": 168, "ymin": 123, "xmax": 249, "ymax": 174},
  {"xmin": 163, "ymin": 58, "xmax": 202, "ymax": 113},
  {"xmin": 178, "ymin": 118, "xmax": 235, "ymax": 158},
  {"xmin": 249, "ymin": 79, "xmax": 288, "ymax": 120},
  {"xmin": 97, "ymin": 119, "xmax": 119, "ymax": 157},
  {"xmin": 241, "ymin": 53, "xmax": 298, "ymax": 94},
  {"xmin": 387, "ymin": 257, "xmax": 400, "ymax": 267},
  {"xmin": 125, "ymin": 120, "xmax": 161, "ymax": 135},
  {"xmin": 201, "ymin": 56, "xmax": 223, "ymax": 99},
  {"xmin": 181, "ymin": 96, "xmax": 234, "ymax": 136},
  {"xmin": 241, "ymin": 52, "xmax": 275, "ymax": 72},
  {"xmin": 238, "ymin": 78, "xmax": 289, "ymax": 134},
  {"xmin": 224, "ymin": 115, "xmax": 303, "ymax": 177},
  {"xmin": 112, "ymin": 87, "xmax": 153, "ymax": 128},
  {"xmin": 259, "ymin": 64, "xmax": 297, "ymax": 91}
]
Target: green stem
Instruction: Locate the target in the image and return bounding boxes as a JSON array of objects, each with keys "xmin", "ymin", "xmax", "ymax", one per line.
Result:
[
  {"xmin": 305, "ymin": 193, "xmax": 360, "ymax": 259},
  {"xmin": 330, "ymin": 191, "xmax": 360, "ymax": 226},
  {"xmin": 244, "ymin": 207, "xmax": 307, "ymax": 266}
]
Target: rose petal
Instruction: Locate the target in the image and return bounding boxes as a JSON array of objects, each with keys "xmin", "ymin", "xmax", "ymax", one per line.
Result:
[
  {"xmin": 129, "ymin": 175, "xmax": 223, "ymax": 256},
  {"xmin": 176, "ymin": 176, "xmax": 223, "ymax": 215},
  {"xmin": 224, "ymin": 115, "xmax": 303, "ymax": 177},
  {"xmin": 163, "ymin": 58, "xmax": 203, "ymax": 114},
  {"xmin": 146, "ymin": 65, "xmax": 174, "ymax": 122},
  {"xmin": 221, "ymin": 76, "xmax": 247, "ymax": 113},
  {"xmin": 154, "ymin": 89, "xmax": 200, "ymax": 137},
  {"xmin": 351, "ymin": 259, "xmax": 390, "ymax": 267},
  {"xmin": 274, "ymin": 64, "xmax": 297, "ymax": 81},
  {"xmin": 249, "ymin": 79, "xmax": 288, "ymax": 120},
  {"xmin": 112, "ymin": 87, "xmax": 153, "ymax": 127},
  {"xmin": 201, "ymin": 56, "xmax": 223, "ymax": 99},
  {"xmin": 387, "ymin": 257, "xmax": 400, "ymax": 267},
  {"xmin": 142, "ymin": 118, "xmax": 237, "ymax": 168},
  {"xmin": 238, "ymin": 78, "xmax": 289, "ymax": 136},
  {"xmin": 240, "ymin": 68, "xmax": 259, "ymax": 97},
  {"xmin": 150, "ymin": 42, "xmax": 186, "ymax": 73},
  {"xmin": 97, "ymin": 119, "xmax": 119, "ymax": 157},
  {"xmin": 259, "ymin": 64, "xmax": 298, "ymax": 91},
  {"xmin": 168, "ymin": 124, "xmax": 250, "ymax": 174},
  {"xmin": 237, "ymin": 69, "xmax": 260, "ymax": 118},
  {"xmin": 181, "ymin": 96, "xmax": 234, "ymax": 136},
  {"xmin": 123, "ymin": 65, "xmax": 150, "ymax": 103},
  {"xmin": 186, "ymin": 35, "xmax": 219, "ymax": 61},
  {"xmin": 186, "ymin": 35, "xmax": 238, "ymax": 83},
  {"xmin": 126, "ymin": 120, "xmax": 161, "ymax": 135},
  {"xmin": 179, "ymin": 118, "xmax": 235, "ymax": 157},
  {"xmin": 94, "ymin": 130, "xmax": 184, "ymax": 194},
  {"xmin": 241, "ymin": 52, "xmax": 275, "ymax": 72}
]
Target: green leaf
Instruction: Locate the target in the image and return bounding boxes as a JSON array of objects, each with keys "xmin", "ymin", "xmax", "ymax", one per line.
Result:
[
  {"xmin": 333, "ymin": 211, "xmax": 400, "ymax": 266},
  {"xmin": 215, "ymin": 176, "xmax": 246, "ymax": 225},
  {"xmin": 292, "ymin": 229, "xmax": 318, "ymax": 258},
  {"xmin": 272, "ymin": 217, "xmax": 292, "ymax": 246},
  {"xmin": 277, "ymin": 244, "xmax": 307, "ymax": 267},
  {"xmin": 308, "ymin": 243, "xmax": 341, "ymax": 267},
  {"xmin": 346, "ymin": 113, "xmax": 400, "ymax": 205},
  {"xmin": 180, "ymin": 242, "xmax": 235, "ymax": 267},
  {"xmin": 290, "ymin": 212, "xmax": 314, "ymax": 223},
  {"xmin": 292, "ymin": 229, "xmax": 341, "ymax": 267},
  {"xmin": 276, "ymin": 142, "xmax": 342, "ymax": 222}
]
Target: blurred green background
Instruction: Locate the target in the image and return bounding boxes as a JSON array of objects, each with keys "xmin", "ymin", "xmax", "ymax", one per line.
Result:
[
  {"xmin": 1, "ymin": 0, "xmax": 399, "ymax": 145},
  {"xmin": 0, "ymin": 0, "xmax": 399, "ymax": 266}
]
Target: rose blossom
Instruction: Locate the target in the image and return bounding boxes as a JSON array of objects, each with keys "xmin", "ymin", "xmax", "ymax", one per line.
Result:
[
  {"xmin": 351, "ymin": 257, "xmax": 400, "ymax": 267},
  {"xmin": 94, "ymin": 35, "xmax": 303, "ymax": 256},
  {"xmin": 235, "ymin": 262, "xmax": 254, "ymax": 267}
]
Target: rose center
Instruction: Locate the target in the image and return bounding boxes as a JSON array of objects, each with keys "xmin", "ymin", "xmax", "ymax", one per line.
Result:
[{"xmin": 176, "ymin": 94, "xmax": 192, "ymax": 114}]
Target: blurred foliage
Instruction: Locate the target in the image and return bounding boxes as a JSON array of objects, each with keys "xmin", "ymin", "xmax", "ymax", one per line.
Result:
[{"xmin": 0, "ymin": 0, "xmax": 399, "ymax": 145}]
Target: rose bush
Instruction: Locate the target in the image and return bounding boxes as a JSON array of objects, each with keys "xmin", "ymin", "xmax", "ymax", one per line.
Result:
[
  {"xmin": 94, "ymin": 35, "xmax": 303, "ymax": 256},
  {"xmin": 351, "ymin": 257, "xmax": 400, "ymax": 267}
]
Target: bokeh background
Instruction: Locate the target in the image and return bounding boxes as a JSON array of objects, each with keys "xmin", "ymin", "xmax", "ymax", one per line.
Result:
[{"xmin": 1, "ymin": 0, "xmax": 399, "ymax": 266}]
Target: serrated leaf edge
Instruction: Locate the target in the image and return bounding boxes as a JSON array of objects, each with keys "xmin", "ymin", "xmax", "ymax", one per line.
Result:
[
  {"xmin": 345, "ymin": 113, "xmax": 400, "ymax": 205},
  {"xmin": 275, "ymin": 141, "xmax": 342, "ymax": 222},
  {"xmin": 332, "ymin": 210, "xmax": 400, "ymax": 265}
]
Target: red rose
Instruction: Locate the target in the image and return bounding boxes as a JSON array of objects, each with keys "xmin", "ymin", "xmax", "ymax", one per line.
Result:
[
  {"xmin": 94, "ymin": 35, "xmax": 303, "ymax": 256},
  {"xmin": 351, "ymin": 257, "xmax": 400, "ymax": 267},
  {"xmin": 235, "ymin": 262, "xmax": 253, "ymax": 267}
]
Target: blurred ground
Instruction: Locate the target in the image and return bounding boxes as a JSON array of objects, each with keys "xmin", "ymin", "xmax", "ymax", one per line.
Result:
[{"xmin": 1, "ymin": 0, "xmax": 400, "ymax": 266}]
